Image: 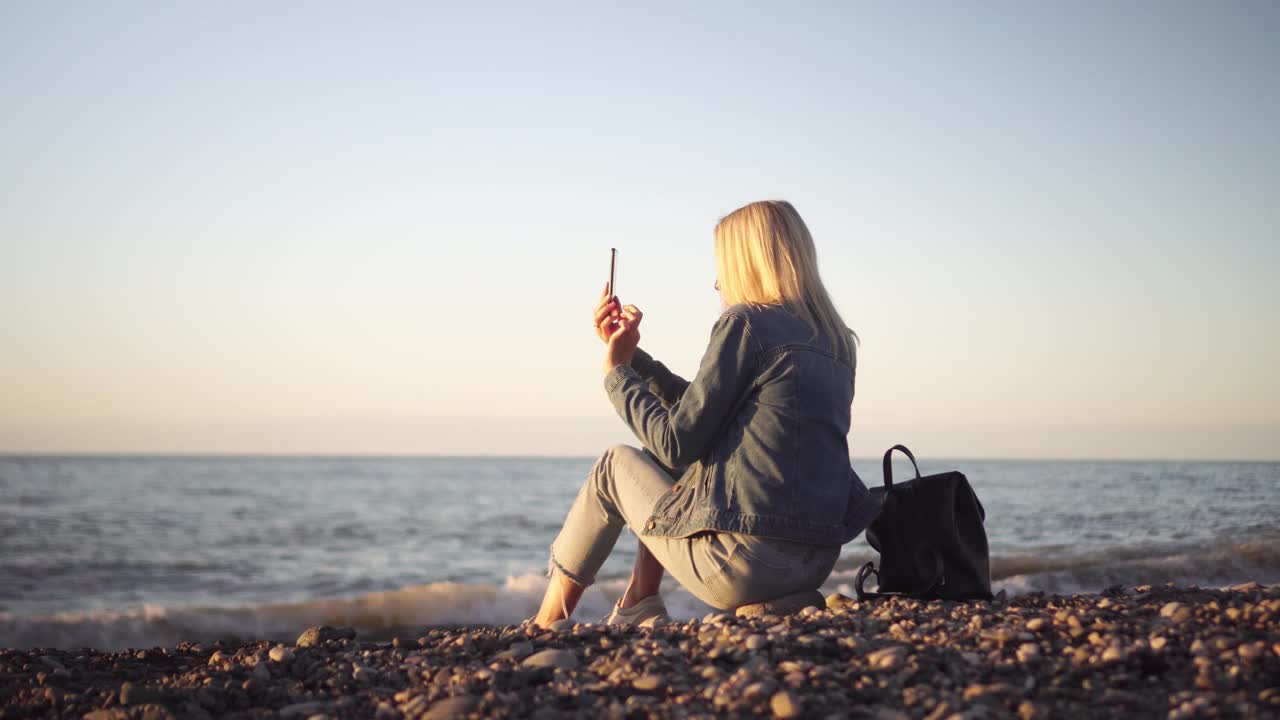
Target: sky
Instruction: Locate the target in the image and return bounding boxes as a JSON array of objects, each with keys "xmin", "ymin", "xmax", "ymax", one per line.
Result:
[{"xmin": 1, "ymin": 1, "xmax": 1277, "ymax": 459}]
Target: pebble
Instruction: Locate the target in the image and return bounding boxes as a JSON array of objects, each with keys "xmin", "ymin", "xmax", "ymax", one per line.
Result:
[
  {"xmin": 1160, "ymin": 602, "xmax": 1193, "ymax": 623},
  {"xmin": 295, "ymin": 626, "xmax": 357, "ymax": 648},
  {"xmin": 279, "ymin": 701, "xmax": 336, "ymax": 718},
  {"xmin": 1, "ymin": 584, "xmax": 1276, "ymax": 719},
  {"xmin": 1101, "ymin": 645, "xmax": 1125, "ymax": 663},
  {"xmin": 770, "ymin": 690, "xmax": 802, "ymax": 719},
  {"xmin": 422, "ymin": 695, "xmax": 479, "ymax": 720},
  {"xmin": 867, "ymin": 646, "xmax": 908, "ymax": 670},
  {"xmin": 632, "ymin": 674, "xmax": 665, "ymax": 693},
  {"xmin": 1016, "ymin": 643, "xmax": 1041, "ymax": 663},
  {"xmin": 521, "ymin": 648, "xmax": 579, "ymax": 670}
]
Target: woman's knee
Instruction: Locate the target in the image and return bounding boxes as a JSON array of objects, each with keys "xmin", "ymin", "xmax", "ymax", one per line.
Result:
[
  {"xmin": 592, "ymin": 444, "xmax": 644, "ymax": 488},
  {"xmin": 600, "ymin": 443, "xmax": 644, "ymax": 465}
]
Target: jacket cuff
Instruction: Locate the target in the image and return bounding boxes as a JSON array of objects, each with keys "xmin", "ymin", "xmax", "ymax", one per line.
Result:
[
  {"xmin": 629, "ymin": 348, "xmax": 656, "ymax": 377},
  {"xmin": 604, "ymin": 364, "xmax": 641, "ymax": 396}
]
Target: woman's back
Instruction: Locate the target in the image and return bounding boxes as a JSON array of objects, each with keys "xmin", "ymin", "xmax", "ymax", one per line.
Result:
[{"xmin": 608, "ymin": 301, "xmax": 875, "ymax": 545}]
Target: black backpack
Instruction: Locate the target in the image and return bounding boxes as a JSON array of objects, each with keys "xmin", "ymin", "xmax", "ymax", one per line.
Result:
[{"xmin": 854, "ymin": 445, "xmax": 993, "ymax": 601}]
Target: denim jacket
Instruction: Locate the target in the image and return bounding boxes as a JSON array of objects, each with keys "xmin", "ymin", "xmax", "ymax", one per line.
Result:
[{"xmin": 603, "ymin": 302, "xmax": 880, "ymax": 546}]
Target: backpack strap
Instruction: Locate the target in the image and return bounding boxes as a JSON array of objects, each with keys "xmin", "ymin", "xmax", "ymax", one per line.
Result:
[
  {"xmin": 882, "ymin": 444, "xmax": 922, "ymax": 490},
  {"xmin": 853, "ymin": 549, "xmax": 946, "ymax": 601}
]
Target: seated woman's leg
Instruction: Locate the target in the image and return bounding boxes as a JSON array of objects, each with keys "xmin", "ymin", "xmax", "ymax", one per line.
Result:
[{"xmin": 535, "ymin": 445, "xmax": 677, "ymax": 626}]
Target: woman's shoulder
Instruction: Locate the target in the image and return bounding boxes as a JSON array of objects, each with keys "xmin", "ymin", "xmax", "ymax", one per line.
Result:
[
  {"xmin": 718, "ymin": 302, "xmax": 803, "ymax": 333},
  {"xmin": 720, "ymin": 301, "xmax": 791, "ymax": 323}
]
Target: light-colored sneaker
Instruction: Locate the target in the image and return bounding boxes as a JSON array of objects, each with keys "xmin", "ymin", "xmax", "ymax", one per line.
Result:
[{"xmin": 604, "ymin": 594, "xmax": 668, "ymax": 628}]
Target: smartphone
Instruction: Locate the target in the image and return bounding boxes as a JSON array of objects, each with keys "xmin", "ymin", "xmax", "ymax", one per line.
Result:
[{"xmin": 609, "ymin": 248, "xmax": 618, "ymax": 299}]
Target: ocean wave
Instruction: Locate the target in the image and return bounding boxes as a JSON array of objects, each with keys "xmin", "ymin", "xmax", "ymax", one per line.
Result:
[
  {"xmin": 4, "ymin": 538, "xmax": 1277, "ymax": 650},
  {"xmin": 0, "ymin": 574, "xmax": 718, "ymax": 651},
  {"xmin": 827, "ymin": 537, "xmax": 1280, "ymax": 597}
]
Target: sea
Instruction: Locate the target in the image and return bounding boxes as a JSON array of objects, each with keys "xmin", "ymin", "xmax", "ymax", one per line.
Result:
[{"xmin": 2, "ymin": 456, "xmax": 1278, "ymax": 650}]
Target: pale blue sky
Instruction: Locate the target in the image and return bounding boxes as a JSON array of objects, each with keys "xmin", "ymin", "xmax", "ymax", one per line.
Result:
[{"xmin": 1, "ymin": 1, "xmax": 1277, "ymax": 458}]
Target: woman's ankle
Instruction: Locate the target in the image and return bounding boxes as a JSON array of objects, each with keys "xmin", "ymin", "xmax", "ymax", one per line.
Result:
[{"xmin": 618, "ymin": 589, "xmax": 659, "ymax": 610}]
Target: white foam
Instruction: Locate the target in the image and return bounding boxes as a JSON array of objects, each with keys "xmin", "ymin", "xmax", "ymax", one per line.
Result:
[{"xmin": 0, "ymin": 572, "xmax": 718, "ymax": 650}]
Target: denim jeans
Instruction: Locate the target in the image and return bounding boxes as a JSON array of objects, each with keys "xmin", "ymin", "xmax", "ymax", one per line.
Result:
[{"xmin": 549, "ymin": 444, "xmax": 841, "ymax": 611}]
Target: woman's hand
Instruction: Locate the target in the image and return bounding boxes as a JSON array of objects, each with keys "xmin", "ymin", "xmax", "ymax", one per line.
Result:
[
  {"xmin": 593, "ymin": 283, "xmax": 621, "ymax": 344},
  {"xmin": 604, "ymin": 304, "xmax": 642, "ymax": 374}
]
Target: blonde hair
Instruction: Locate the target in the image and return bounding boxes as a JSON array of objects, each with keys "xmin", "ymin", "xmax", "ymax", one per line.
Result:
[{"xmin": 714, "ymin": 200, "xmax": 858, "ymax": 364}]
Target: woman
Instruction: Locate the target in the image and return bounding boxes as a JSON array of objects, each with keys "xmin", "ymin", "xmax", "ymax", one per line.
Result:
[{"xmin": 533, "ymin": 200, "xmax": 880, "ymax": 628}]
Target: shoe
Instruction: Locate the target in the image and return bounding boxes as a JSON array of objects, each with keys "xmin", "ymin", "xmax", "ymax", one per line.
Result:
[{"xmin": 604, "ymin": 594, "xmax": 668, "ymax": 627}]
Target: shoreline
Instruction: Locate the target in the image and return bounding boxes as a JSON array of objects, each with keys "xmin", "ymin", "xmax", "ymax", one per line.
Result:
[{"xmin": 2, "ymin": 583, "xmax": 1277, "ymax": 719}]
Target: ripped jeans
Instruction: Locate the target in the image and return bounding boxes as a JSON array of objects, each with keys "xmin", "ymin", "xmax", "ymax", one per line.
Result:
[{"xmin": 548, "ymin": 444, "xmax": 841, "ymax": 610}]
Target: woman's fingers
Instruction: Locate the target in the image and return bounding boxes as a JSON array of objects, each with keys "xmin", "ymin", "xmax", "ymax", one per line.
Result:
[
  {"xmin": 620, "ymin": 305, "xmax": 643, "ymax": 328},
  {"xmin": 595, "ymin": 300, "xmax": 619, "ymax": 326}
]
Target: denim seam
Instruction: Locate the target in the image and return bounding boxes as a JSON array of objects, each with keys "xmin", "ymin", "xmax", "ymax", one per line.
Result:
[
  {"xmin": 700, "ymin": 541, "xmax": 745, "ymax": 609},
  {"xmin": 547, "ymin": 544, "xmax": 593, "ymax": 587},
  {"xmin": 614, "ymin": 448, "xmax": 670, "ymax": 537},
  {"xmin": 605, "ymin": 364, "xmax": 639, "ymax": 395}
]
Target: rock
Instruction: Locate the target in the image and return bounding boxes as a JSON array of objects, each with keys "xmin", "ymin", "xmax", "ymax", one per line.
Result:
[
  {"xmin": 826, "ymin": 593, "xmax": 857, "ymax": 610},
  {"xmin": 1160, "ymin": 602, "xmax": 1192, "ymax": 623},
  {"xmin": 497, "ymin": 640, "xmax": 534, "ymax": 661},
  {"xmin": 399, "ymin": 695, "xmax": 429, "ymax": 717},
  {"xmin": 374, "ymin": 702, "xmax": 400, "ymax": 719},
  {"xmin": 279, "ymin": 701, "xmax": 336, "ymax": 718},
  {"xmin": 1025, "ymin": 618, "xmax": 1047, "ymax": 632},
  {"xmin": 770, "ymin": 690, "xmax": 802, "ymax": 719},
  {"xmin": 138, "ymin": 706, "xmax": 176, "ymax": 720},
  {"xmin": 548, "ymin": 618, "xmax": 574, "ymax": 632},
  {"xmin": 1238, "ymin": 642, "xmax": 1264, "ymax": 660},
  {"xmin": 1101, "ymin": 689, "xmax": 1144, "ymax": 706},
  {"xmin": 736, "ymin": 590, "xmax": 824, "ymax": 619},
  {"xmin": 1016, "ymin": 643, "xmax": 1040, "ymax": 663},
  {"xmin": 521, "ymin": 649, "xmax": 579, "ymax": 670},
  {"xmin": 120, "ymin": 682, "xmax": 165, "ymax": 706},
  {"xmin": 1150, "ymin": 636, "xmax": 1168, "ymax": 651},
  {"xmin": 37, "ymin": 656, "xmax": 67, "ymax": 673},
  {"xmin": 423, "ymin": 695, "xmax": 480, "ymax": 720},
  {"xmin": 964, "ymin": 683, "xmax": 1012, "ymax": 702},
  {"xmin": 296, "ymin": 625, "xmax": 357, "ymax": 648},
  {"xmin": 353, "ymin": 664, "xmax": 377, "ymax": 684},
  {"xmin": 1101, "ymin": 645, "xmax": 1125, "ymax": 663},
  {"xmin": 745, "ymin": 634, "xmax": 766, "ymax": 651},
  {"xmin": 866, "ymin": 646, "xmax": 907, "ymax": 670},
  {"xmin": 269, "ymin": 646, "xmax": 295, "ymax": 664},
  {"xmin": 633, "ymin": 674, "xmax": 665, "ymax": 693}
]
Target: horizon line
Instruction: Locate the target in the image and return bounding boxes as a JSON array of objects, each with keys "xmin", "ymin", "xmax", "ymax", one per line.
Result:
[{"xmin": 2, "ymin": 451, "xmax": 1277, "ymax": 464}]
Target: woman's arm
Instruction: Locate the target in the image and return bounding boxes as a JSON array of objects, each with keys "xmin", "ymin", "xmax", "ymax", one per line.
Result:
[
  {"xmin": 629, "ymin": 348, "xmax": 690, "ymax": 408},
  {"xmin": 605, "ymin": 310, "xmax": 760, "ymax": 468},
  {"xmin": 593, "ymin": 286, "xmax": 689, "ymax": 406}
]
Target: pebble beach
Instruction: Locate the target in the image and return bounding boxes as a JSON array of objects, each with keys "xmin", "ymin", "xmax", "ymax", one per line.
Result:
[{"xmin": 3, "ymin": 583, "xmax": 1278, "ymax": 719}]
